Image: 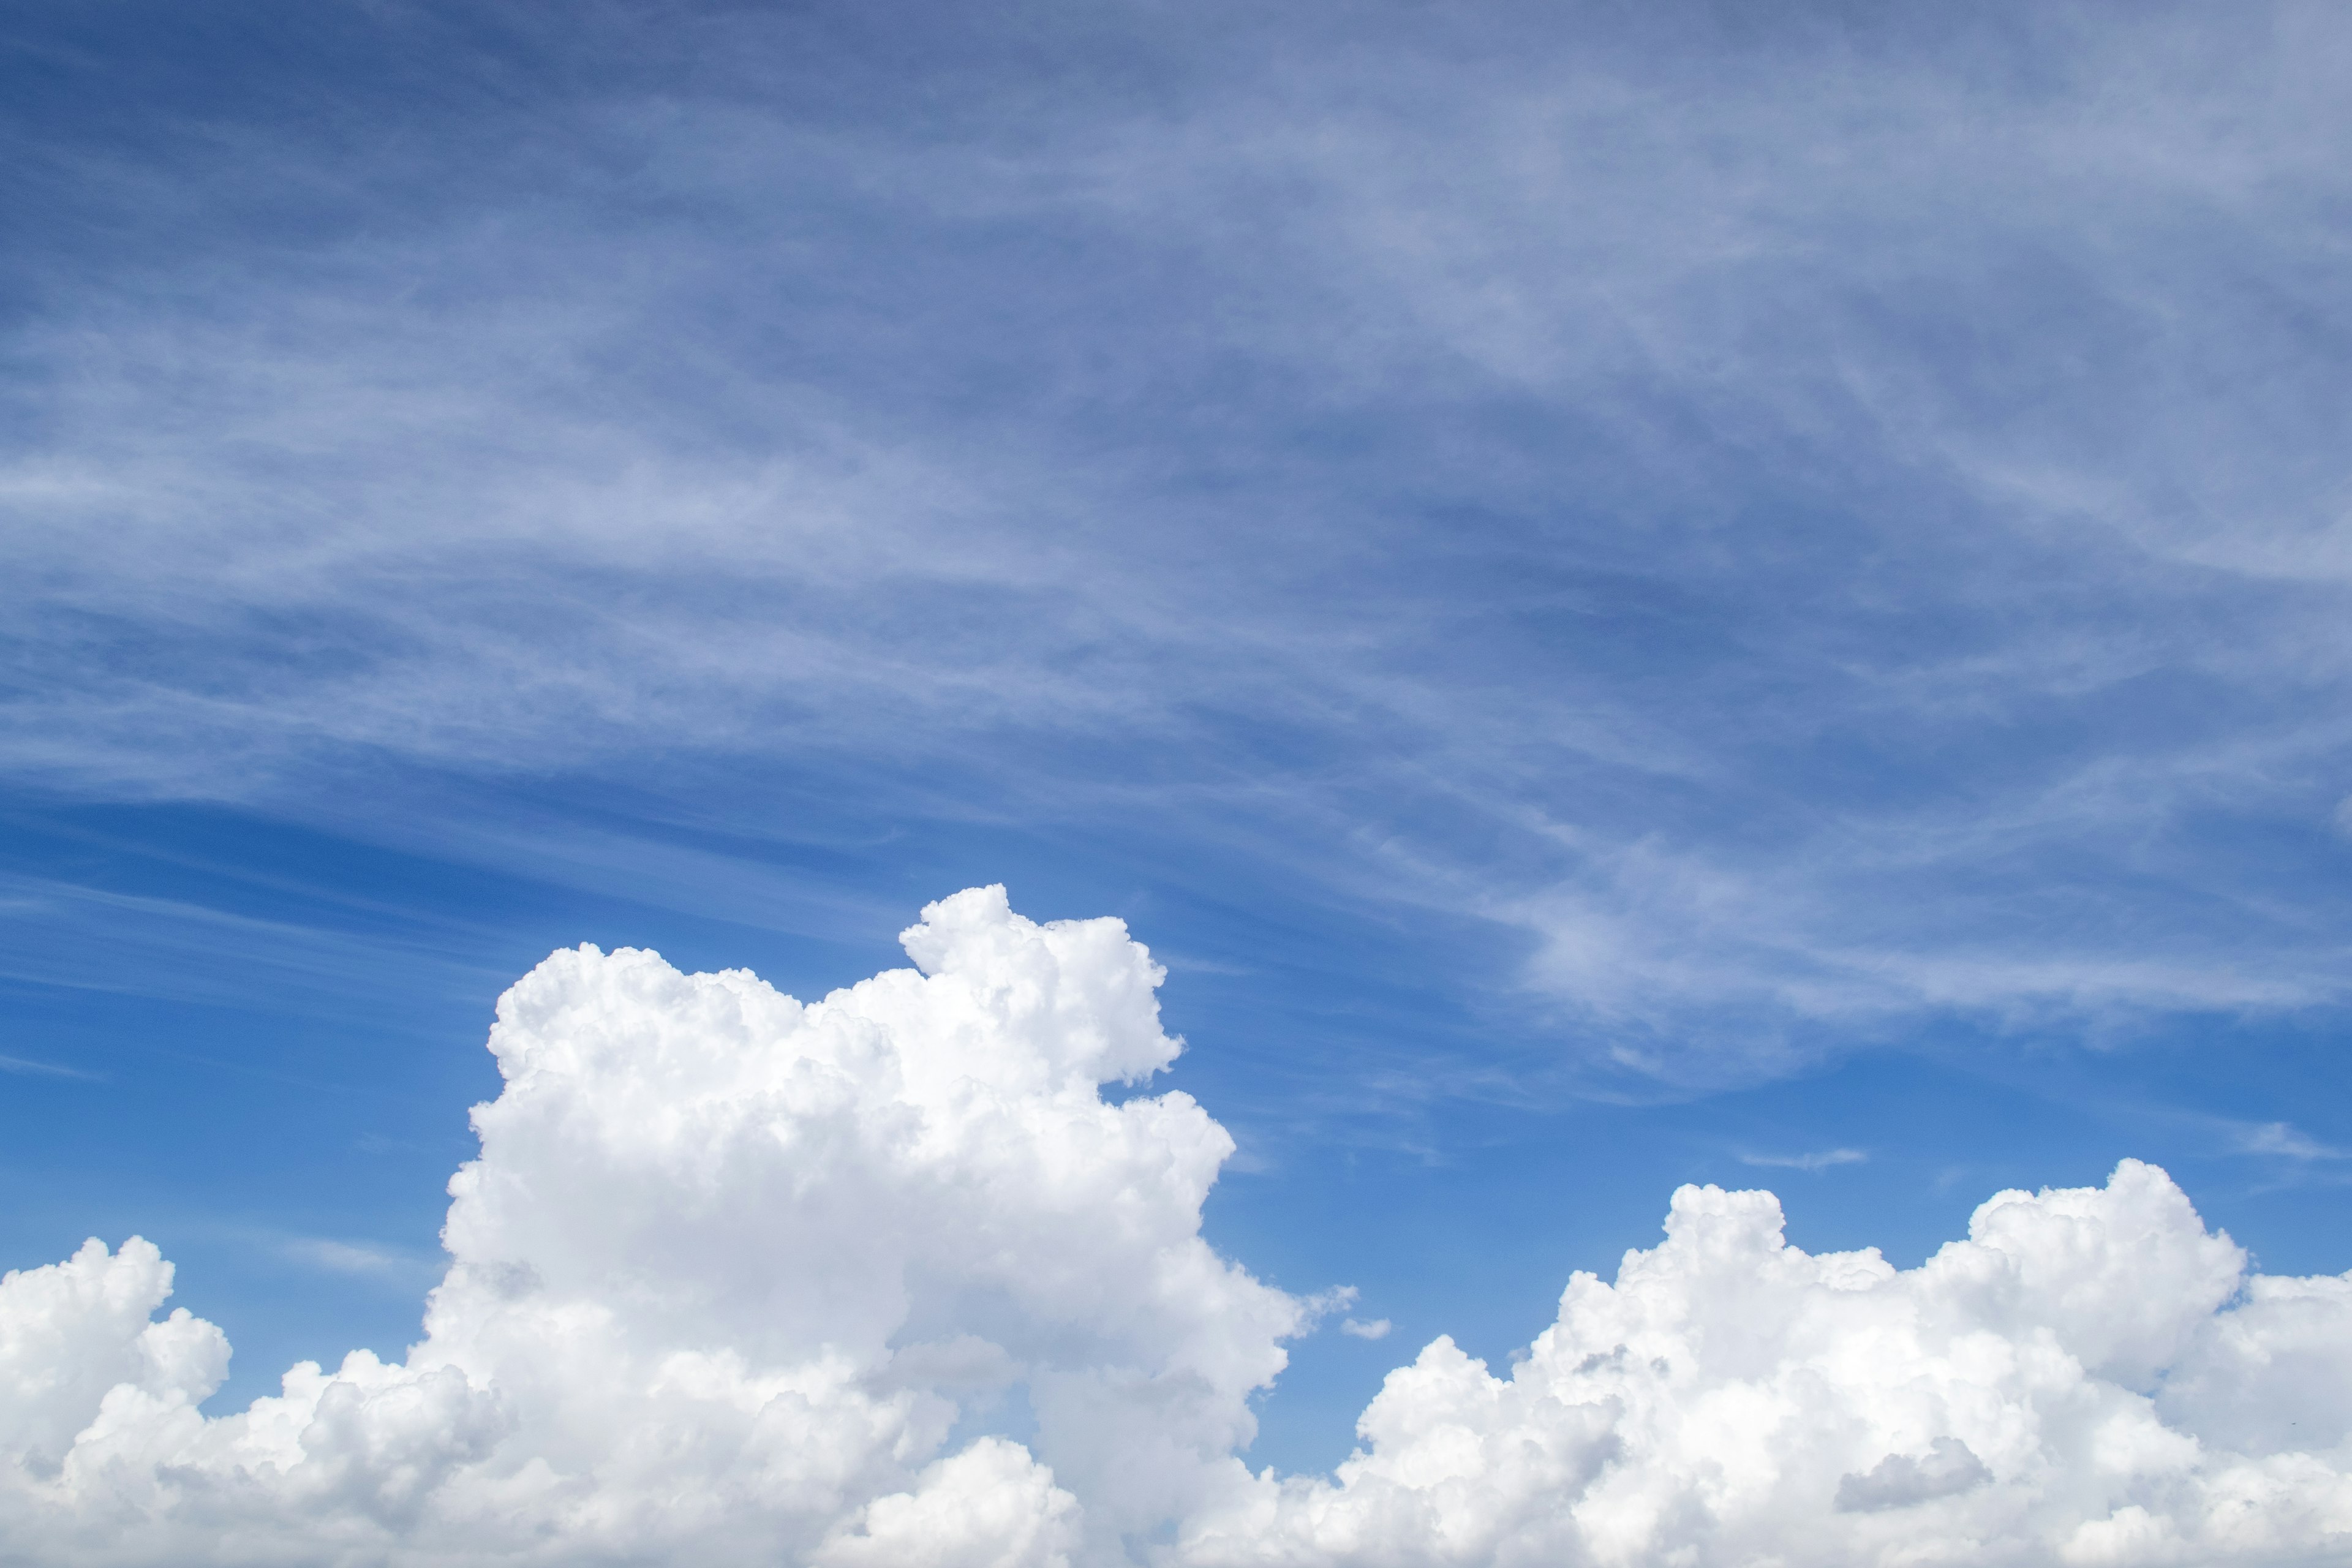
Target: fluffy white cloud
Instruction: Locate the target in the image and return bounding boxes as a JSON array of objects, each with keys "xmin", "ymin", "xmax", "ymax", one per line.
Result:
[
  {"xmin": 1177, "ymin": 1160, "xmax": 2352, "ymax": 1568},
  {"xmin": 0, "ymin": 888, "xmax": 1304, "ymax": 1566},
  {"xmin": 6, "ymin": 890, "xmax": 2352, "ymax": 1567}
]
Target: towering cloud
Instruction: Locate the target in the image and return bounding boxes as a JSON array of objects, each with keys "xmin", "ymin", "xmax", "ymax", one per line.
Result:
[
  {"xmin": 0, "ymin": 889, "xmax": 1306, "ymax": 1566},
  {"xmin": 4, "ymin": 891, "xmax": 2351, "ymax": 1566}
]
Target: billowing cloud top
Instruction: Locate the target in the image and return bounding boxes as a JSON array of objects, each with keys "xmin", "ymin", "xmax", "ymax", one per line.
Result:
[
  {"xmin": 5, "ymin": 892, "xmax": 2351, "ymax": 1566},
  {"xmin": 1184, "ymin": 1161, "xmax": 2352, "ymax": 1567}
]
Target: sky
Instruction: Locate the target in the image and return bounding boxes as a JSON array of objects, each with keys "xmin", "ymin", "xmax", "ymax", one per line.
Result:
[{"xmin": 5, "ymin": 2, "xmax": 2352, "ymax": 1563}]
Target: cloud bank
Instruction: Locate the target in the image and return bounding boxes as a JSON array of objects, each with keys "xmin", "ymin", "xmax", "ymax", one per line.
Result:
[
  {"xmin": 1181, "ymin": 1158, "xmax": 2352, "ymax": 1567},
  {"xmin": 6, "ymin": 892, "xmax": 2351, "ymax": 1566}
]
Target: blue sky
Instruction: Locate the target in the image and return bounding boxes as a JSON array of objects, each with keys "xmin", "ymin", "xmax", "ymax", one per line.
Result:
[{"xmin": 6, "ymin": 0, "xmax": 2352, "ymax": 1483}]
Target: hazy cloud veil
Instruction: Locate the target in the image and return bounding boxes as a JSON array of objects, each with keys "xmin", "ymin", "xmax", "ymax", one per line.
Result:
[
  {"xmin": 9, "ymin": 1, "xmax": 2352, "ymax": 1078},
  {"xmin": 6, "ymin": 892, "xmax": 2351, "ymax": 1566}
]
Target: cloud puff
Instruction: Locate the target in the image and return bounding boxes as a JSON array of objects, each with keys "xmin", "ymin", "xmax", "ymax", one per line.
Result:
[
  {"xmin": 0, "ymin": 888, "xmax": 1305, "ymax": 1566},
  {"xmin": 1178, "ymin": 1160, "xmax": 2352, "ymax": 1567},
  {"xmin": 6, "ymin": 892, "xmax": 2352, "ymax": 1566}
]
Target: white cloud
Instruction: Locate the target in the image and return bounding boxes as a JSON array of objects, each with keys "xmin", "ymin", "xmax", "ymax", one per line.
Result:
[
  {"xmin": 1177, "ymin": 1159, "xmax": 2352, "ymax": 1568},
  {"xmin": 7, "ymin": 894, "xmax": 2352, "ymax": 1566},
  {"xmin": 0, "ymin": 889, "xmax": 1306, "ymax": 1565},
  {"xmin": 1340, "ymin": 1318, "xmax": 1392, "ymax": 1341}
]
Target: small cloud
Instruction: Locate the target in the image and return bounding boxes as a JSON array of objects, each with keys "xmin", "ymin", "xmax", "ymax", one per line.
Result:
[
  {"xmin": 1740, "ymin": 1148, "xmax": 1867, "ymax": 1172},
  {"xmin": 2235, "ymin": 1121, "xmax": 2348, "ymax": 1161},
  {"xmin": 282, "ymin": 1238, "xmax": 434, "ymax": 1280},
  {"xmin": 1341, "ymin": 1317, "xmax": 1393, "ymax": 1341},
  {"xmin": 1296, "ymin": 1285, "xmax": 1359, "ymax": 1331}
]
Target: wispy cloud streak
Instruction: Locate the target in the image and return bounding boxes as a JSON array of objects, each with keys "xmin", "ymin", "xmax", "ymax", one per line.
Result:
[
  {"xmin": 6, "ymin": 1, "xmax": 2351, "ymax": 1082},
  {"xmin": 1741, "ymin": 1149, "xmax": 1868, "ymax": 1173}
]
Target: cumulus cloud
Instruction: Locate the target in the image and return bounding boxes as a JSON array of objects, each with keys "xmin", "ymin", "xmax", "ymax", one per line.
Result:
[
  {"xmin": 6, "ymin": 892, "xmax": 2352, "ymax": 1566},
  {"xmin": 1340, "ymin": 1319, "xmax": 1393, "ymax": 1342},
  {"xmin": 1179, "ymin": 1159, "xmax": 2352, "ymax": 1568},
  {"xmin": 0, "ymin": 889, "xmax": 1304, "ymax": 1566}
]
